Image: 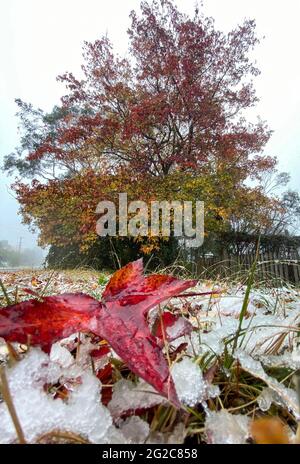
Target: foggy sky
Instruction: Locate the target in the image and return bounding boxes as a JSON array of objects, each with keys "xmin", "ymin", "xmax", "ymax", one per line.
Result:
[{"xmin": 1, "ymin": 0, "xmax": 300, "ymax": 249}]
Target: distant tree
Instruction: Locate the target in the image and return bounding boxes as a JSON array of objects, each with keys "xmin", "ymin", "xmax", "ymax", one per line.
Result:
[
  {"xmin": 228, "ymin": 170, "xmax": 300, "ymax": 237},
  {"xmin": 0, "ymin": 241, "xmax": 19, "ymax": 267},
  {"xmin": 0, "ymin": 241, "xmax": 44, "ymax": 268}
]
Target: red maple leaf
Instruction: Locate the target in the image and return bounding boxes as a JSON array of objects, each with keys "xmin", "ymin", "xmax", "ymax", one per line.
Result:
[{"xmin": 0, "ymin": 259, "xmax": 197, "ymax": 407}]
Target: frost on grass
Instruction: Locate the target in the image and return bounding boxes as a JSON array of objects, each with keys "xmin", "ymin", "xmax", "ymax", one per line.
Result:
[
  {"xmin": 0, "ymin": 348, "xmax": 113, "ymax": 444},
  {"xmin": 180, "ymin": 287, "xmax": 300, "ymax": 359},
  {"xmin": 171, "ymin": 357, "xmax": 219, "ymax": 407},
  {"xmin": 185, "ymin": 318, "xmax": 238, "ymax": 357},
  {"xmin": 236, "ymin": 350, "xmax": 300, "ymax": 420},
  {"xmin": 205, "ymin": 410, "xmax": 250, "ymax": 444}
]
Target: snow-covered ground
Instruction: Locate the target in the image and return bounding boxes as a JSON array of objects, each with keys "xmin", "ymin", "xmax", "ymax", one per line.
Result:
[{"xmin": 0, "ymin": 270, "xmax": 299, "ymax": 444}]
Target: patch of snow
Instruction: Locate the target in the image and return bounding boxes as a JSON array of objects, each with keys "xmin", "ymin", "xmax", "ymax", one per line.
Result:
[
  {"xmin": 258, "ymin": 347, "xmax": 300, "ymax": 370},
  {"xmin": 205, "ymin": 409, "xmax": 250, "ymax": 444},
  {"xmin": 236, "ymin": 350, "xmax": 300, "ymax": 420},
  {"xmin": 171, "ymin": 357, "xmax": 219, "ymax": 407},
  {"xmin": 119, "ymin": 416, "xmax": 149, "ymax": 444},
  {"xmin": 166, "ymin": 317, "xmax": 188, "ymax": 340},
  {"xmin": 172, "ymin": 358, "xmax": 205, "ymax": 406},
  {"xmin": 108, "ymin": 379, "xmax": 165, "ymax": 417},
  {"xmin": 215, "ymin": 294, "xmax": 257, "ymax": 317},
  {"xmin": 187, "ymin": 317, "xmax": 239, "ymax": 356},
  {"xmin": 50, "ymin": 343, "xmax": 74, "ymax": 368},
  {"xmin": 0, "ymin": 348, "xmax": 113, "ymax": 444}
]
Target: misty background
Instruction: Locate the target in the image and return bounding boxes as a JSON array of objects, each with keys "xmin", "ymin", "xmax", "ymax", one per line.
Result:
[{"xmin": 0, "ymin": 0, "xmax": 299, "ymax": 266}]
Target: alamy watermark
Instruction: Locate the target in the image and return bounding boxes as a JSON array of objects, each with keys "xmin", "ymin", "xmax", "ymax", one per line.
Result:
[{"xmin": 96, "ymin": 193, "xmax": 204, "ymax": 247}]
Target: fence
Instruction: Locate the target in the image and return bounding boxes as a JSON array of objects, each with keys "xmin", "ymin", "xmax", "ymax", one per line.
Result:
[{"xmin": 193, "ymin": 251, "xmax": 300, "ymax": 285}]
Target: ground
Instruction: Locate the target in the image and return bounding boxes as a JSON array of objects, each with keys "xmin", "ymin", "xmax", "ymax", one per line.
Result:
[{"xmin": 0, "ymin": 268, "xmax": 300, "ymax": 444}]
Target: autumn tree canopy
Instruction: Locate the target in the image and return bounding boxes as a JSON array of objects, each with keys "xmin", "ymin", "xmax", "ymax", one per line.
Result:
[{"xmin": 3, "ymin": 0, "xmax": 297, "ymax": 267}]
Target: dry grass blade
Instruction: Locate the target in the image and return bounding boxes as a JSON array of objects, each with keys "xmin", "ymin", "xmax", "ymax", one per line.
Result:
[
  {"xmin": 0, "ymin": 279, "xmax": 12, "ymax": 306},
  {"xmin": 0, "ymin": 366, "xmax": 26, "ymax": 444},
  {"xmin": 36, "ymin": 430, "xmax": 90, "ymax": 444}
]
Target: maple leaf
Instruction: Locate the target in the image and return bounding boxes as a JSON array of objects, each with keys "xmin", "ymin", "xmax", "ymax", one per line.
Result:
[
  {"xmin": 0, "ymin": 259, "xmax": 197, "ymax": 407},
  {"xmin": 0, "ymin": 293, "xmax": 100, "ymax": 353}
]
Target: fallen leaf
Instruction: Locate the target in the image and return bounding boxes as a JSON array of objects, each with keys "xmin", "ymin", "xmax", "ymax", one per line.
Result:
[
  {"xmin": 31, "ymin": 277, "xmax": 41, "ymax": 287},
  {"xmin": 0, "ymin": 259, "xmax": 197, "ymax": 407},
  {"xmin": 0, "ymin": 293, "xmax": 99, "ymax": 352},
  {"xmin": 251, "ymin": 417, "xmax": 290, "ymax": 444}
]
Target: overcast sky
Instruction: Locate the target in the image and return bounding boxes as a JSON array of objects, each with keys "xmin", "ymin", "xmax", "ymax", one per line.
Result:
[{"xmin": 1, "ymin": 0, "xmax": 300, "ymax": 249}]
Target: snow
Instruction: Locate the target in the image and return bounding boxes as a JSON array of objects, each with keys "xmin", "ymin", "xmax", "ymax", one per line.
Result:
[
  {"xmin": 166, "ymin": 317, "xmax": 188, "ymax": 339},
  {"xmin": 50, "ymin": 343, "xmax": 74, "ymax": 368},
  {"xmin": 236, "ymin": 350, "xmax": 300, "ymax": 420},
  {"xmin": 1, "ymin": 270, "xmax": 300, "ymax": 444},
  {"xmin": 184, "ymin": 317, "xmax": 239, "ymax": 357},
  {"xmin": 118, "ymin": 416, "xmax": 150, "ymax": 444},
  {"xmin": 108, "ymin": 379, "xmax": 165, "ymax": 417},
  {"xmin": 258, "ymin": 347, "xmax": 300, "ymax": 370},
  {"xmin": 172, "ymin": 358, "xmax": 205, "ymax": 406},
  {"xmin": 106, "ymin": 419, "xmax": 186, "ymax": 444},
  {"xmin": 205, "ymin": 410, "xmax": 250, "ymax": 444},
  {"xmin": 0, "ymin": 348, "xmax": 113, "ymax": 444},
  {"xmin": 215, "ymin": 294, "xmax": 257, "ymax": 317},
  {"xmin": 171, "ymin": 357, "xmax": 220, "ymax": 406},
  {"xmin": 170, "ymin": 285, "xmax": 300, "ymax": 360}
]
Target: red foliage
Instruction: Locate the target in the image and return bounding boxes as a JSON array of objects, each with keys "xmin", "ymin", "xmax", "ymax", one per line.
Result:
[
  {"xmin": 0, "ymin": 293, "xmax": 99, "ymax": 352},
  {"xmin": 96, "ymin": 363, "xmax": 113, "ymax": 406},
  {"xmin": 7, "ymin": 1, "xmax": 273, "ymax": 181},
  {"xmin": 0, "ymin": 259, "xmax": 198, "ymax": 407}
]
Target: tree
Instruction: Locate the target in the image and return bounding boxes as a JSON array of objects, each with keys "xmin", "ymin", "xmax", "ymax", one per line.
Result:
[
  {"xmin": 0, "ymin": 241, "xmax": 43, "ymax": 267},
  {"xmin": 227, "ymin": 170, "xmax": 300, "ymax": 237},
  {"xmin": 3, "ymin": 0, "xmax": 291, "ymax": 267}
]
